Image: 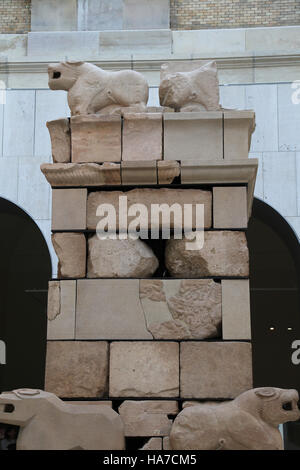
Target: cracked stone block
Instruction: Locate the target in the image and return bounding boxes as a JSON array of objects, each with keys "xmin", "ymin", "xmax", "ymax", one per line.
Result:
[
  {"xmin": 87, "ymin": 235, "xmax": 158, "ymax": 278},
  {"xmin": 140, "ymin": 438, "xmax": 163, "ymax": 450},
  {"xmin": 71, "ymin": 114, "xmax": 121, "ymax": 163},
  {"xmin": 87, "ymin": 188, "xmax": 212, "ymax": 230},
  {"xmin": 119, "ymin": 401, "xmax": 178, "ymax": 437},
  {"xmin": 180, "ymin": 342, "xmax": 253, "ymax": 399},
  {"xmin": 45, "ymin": 341, "xmax": 108, "ymax": 398},
  {"xmin": 109, "ymin": 342, "xmax": 179, "ymax": 398},
  {"xmin": 157, "ymin": 161, "xmax": 180, "ymax": 184},
  {"xmin": 41, "ymin": 162, "xmax": 121, "ymax": 187},
  {"xmin": 52, "ymin": 188, "xmax": 87, "ymax": 230},
  {"xmin": 47, "ymin": 280, "xmax": 76, "ymax": 339},
  {"xmin": 122, "ymin": 113, "xmax": 162, "ymax": 161},
  {"xmin": 221, "ymin": 279, "xmax": 251, "ymax": 340},
  {"xmin": 46, "ymin": 118, "xmax": 71, "ymax": 163},
  {"xmin": 140, "ymin": 279, "xmax": 221, "ymax": 339},
  {"xmin": 165, "ymin": 231, "xmax": 249, "ymax": 277},
  {"xmin": 213, "ymin": 187, "xmax": 248, "ymax": 229},
  {"xmin": 52, "ymin": 233, "xmax": 86, "ymax": 278},
  {"xmin": 75, "ymin": 280, "xmax": 152, "ymax": 340}
]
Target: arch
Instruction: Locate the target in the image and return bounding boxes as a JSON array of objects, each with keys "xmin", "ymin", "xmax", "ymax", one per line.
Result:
[
  {"xmin": 0, "ymin": 197, "xmax": 52, "ymax": 393},
  {"xmin": 247, "ymin": 197, "xmax": 300, "ymax": 449}
]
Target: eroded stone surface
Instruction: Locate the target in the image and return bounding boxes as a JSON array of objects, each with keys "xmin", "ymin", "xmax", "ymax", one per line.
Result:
[
  {"xmin": 52, "ymin": 233, "xmax": 86, "ymax": 278},
  {"xmin": 165, "ymin": 231, "xmax": 249, "ymax": 277},
  {"xmin": 45, "ymin": 341, "xmax": 108, "ymax": 398},
  {"xmin": 87, "ymin": 188, "xmax": 212, "ymax": 229},
  {"xmin": 141, "ymin": 438, "xmax": 163, "ymax": 450},
  {"xmin": 41, "ymin": 162, "xmax": 121, "ymax": 186},
  {"xmin": 87, "ymin": 235, "xmax": 158, "ymax": 278},
  {"xmin": 47, "ymin": 280, "xmax": 76, "ymax": 340},
  {"xmin": 46, "ymin": 118, "xmax": 71, "ymax": 163},
  {"xmin": 157, "ymin": 161, "xmax": 180, "ymax": 184},
  {"xmin": 47, "ymin": 281, "xmax": 60, "ymax": 321},
  {"xmin": 109, "ymin": 342, "xmax": 179, "ymax": 398},
  {"xmin": 180, "ymin": 342, "xmax": 253, "ymax": 399},
  {"xmin": 140, "ymin": 279, "xmax": 222, "ymax": 339},
  {"xmin": 118, "ymin": 401, "xmax": 178, "ymax": 436},
  {"xmin": 170, "ymin": 388, "xmax": 300, "ymax": 450}
]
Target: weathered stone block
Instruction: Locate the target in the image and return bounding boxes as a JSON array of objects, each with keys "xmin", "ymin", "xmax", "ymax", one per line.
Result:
[
  {"xmin": 180, "ymin": 342, "xmax": 253, "ymax": 399},
  {"xmin": 163, "ymin": 112, "xmax": 223, "ymax": 161},
  {"xmin": 52, "ymin": 188, "xmax": 87, "ymax": 230},
  {"xmin": 224, "ymin": 110, "xmax": 255, "ymax": 160},
  {"xmin": 213, "ymin": 186, "xmax": 248, "ymax": 229},
  {"xmin": 87, "ymin": 235, "xmax": 158, "ymax": 278},
  {"xmin": 165, "ymin": 231, "xmax": 249, "ymax": 277},
  {"xmin": 121, "ymin": 161, "xmax": 157, "ymax": 185},
  {"xmin": 47, "ymin": 280, "xmax": 76, "ymax": 340},
  {"xmin": 221, "ymin": 280, "xmax": 251, "ymax": 340},
  {"xmin": 45, "ymin": 341, "xmax": 108, "ymax": 398},
  {"xmin": 52, "ymin": 233, "xmax": 86, "ymax": 278},
  {"xmin": 157, "ymin": 160, "xmax": 180, "ymax": 184},
  {"xmin": 140, "ymin": 279, "xmax": 221, "ymax": 339},
  {"xmin": 41, "ymin": 162, "xmax": 121, "ymax": 187},
  {"xmin": 71, "ymin": 114, "xmax": 121, "ymax": 163},
  {"xmin": 87, "ymin": 188, "xmax": 212, "ymax": 230},
  {"xmin": 109, "ymin": 342, "xmax": 179, "ymax": 397},
  {"xmin": 122, "ymin": 113, "xmax": 162, "ymax": 161},
  {"xmin": 76, "ymin": 280, "xmax": 152, "ymax": 340},
  {"xmin": 46, "ymin": 119, "xmax": 71, "ymax": 163},
  {"xmin": 119, "ymin": 401, "xmax": 178, "ymax": 437}
]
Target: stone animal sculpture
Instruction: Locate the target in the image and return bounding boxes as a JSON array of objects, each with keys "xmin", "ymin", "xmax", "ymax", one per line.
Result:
[
  {"xmin": 48, "ymin": 61, "xmax": 149, "ymax": 116},
  {"xmin": 0, "ymin": 388, "xmax": 125, "ymax": 450},
  {"xmin": 170, "ymin": 387, "xmax": 300, "ymax": 450},
  {"xmin": 159, "ymin": 60, "xmax": 221, "ymax": 112}
]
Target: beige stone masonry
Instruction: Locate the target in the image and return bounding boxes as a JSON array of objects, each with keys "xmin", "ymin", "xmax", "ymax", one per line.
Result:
[
  {"xmin": 223, "ymin": 110, "xmax": 255, "ymax": 160},
  {"xmin": 165, "ymin": 231, "xmax": 249, "ymax": 277},
  {"xmin": 52, "ymin": 233, "xmax": 86, "ymax": 278},
  {"xmin": 68, "ymin": 401, "xmax": 112, "ymax": 407},
  {"xmin": 163, "ymin": 112, "xmax": 223, "ymax": 162},
  {"xmin": 71, "ymin": 114, "xmax": 121, "ymax": 163},
  {"xmin": 180, "ymin": 342, "xmax": 253, "ymax": 399},
  {"xmin": 118, "ymin": 401, "xmax": 178, "ymax": 437},
  {"xmin": 47, "ymin": 280, "xmax": 76, "ymax": 340},
  {"xmin": 157, "ymin": 161, "xmax": 180, "ymax": 184},
  {"xmin": 109, "ymin": 342, "xmax": 179, "ymax": 398},
  {"xmin": 121, "ymin": 161, "xmax": 157, "ymax": 185},
  {"xmin": 87, "ymin": 188, "xmax": 212, "ymax": 230},
  {"xmin": 41, "ymin": 162, "xmax": 121, "ymax": 187},
  {"xmin": 52, "ymin": 188, "xmax": 87, "ymax": 230},
  {"xmin": 45, "ymin": 341, "xmax": 109, "ymax": 398},
  {"xmin": 75, "ymin": 280, "xmax": 152, "ymax": 340},
  {"xmin": 46, "ymin": 118, "xmax": 71, "ymax": 163},
  {"xmin": 122, "ymin": 113, "xmax": 162, "ymax": 161},
  {"xmin": 213, "ymin": 186, "xmax": 248, "ymax": 229},
  {"xmin": 141, "ymin": 438, "xmax": 163, "ymax": 450},
  {"xmin": 222, "ymin": 280, "xmax": 251, "ymax": 340}
]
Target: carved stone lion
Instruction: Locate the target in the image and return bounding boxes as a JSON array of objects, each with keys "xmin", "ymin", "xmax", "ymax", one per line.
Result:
[
  {"xmin": 48, "ymin": 61, "xmax": 149, "ymax": 116},
  {"xmin": 0, "ymin": 389, "xmax": 124, "ymax": 450},
  {"xmin": 170, "ymin": 387, "xmax": 300, "ymax": 450},
  {"xmin": 159, "ymin": 60, "xmax": 221, "ymax": 112}
]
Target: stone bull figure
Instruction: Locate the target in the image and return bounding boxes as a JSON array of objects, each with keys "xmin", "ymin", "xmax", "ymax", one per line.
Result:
[
  {"xmin": 0, "ymin": 389, "xmax": 125, "ymax": 450},
  {"xmin": 48, "ymin": 61, "xmax": 149, "ymax": 116},
  {"xmin": 170, "ymin": 387, "xmax": 300, "ymax": 450}
]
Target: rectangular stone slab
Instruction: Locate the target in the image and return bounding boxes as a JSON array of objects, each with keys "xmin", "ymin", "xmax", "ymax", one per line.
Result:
[
  {"xmin": 163, "ymin": 112, "xmax": 223, "ymax": 162},
  {"xmin": 47, "ymin": 280, "xmax": 76, "ymax": 339},
  {"xmin": 122, "ymin": 113, "xmax": 162, "ymax": 161},
  {"xmin": 87, "ymin": 187, "xmax": 212, "ymax": 230},
  {"xmin": 45, "ymin": 341, "xmax": 108, "ymax": 398},
  {"xmin": 46, "ymin": 119, "xmax": 71, "ymax": 163},
  {"xmin": 221, "ymin": 280, "xmax": 251, "ymax": 340},
  {"xmin": 213, "ymin": 186, "xmax": 248, "ymax": 229},
  {"xmin": 109, "ymin": 341, "xmax": 179, "ymax": 398},
  {"xmin": 180, "ymin": 342, "xmax": 253, "ymax": 399},
  {"xmin": 71, "ymin": 114, "xmax": 121, "ymax": 163},
  {"xmin": 224, "ymin": 110, "xmax": 255, "ymax": 160},
  {"xmin": 121, "ymin": 161, "xmax": 157, "ymax": 185},
  {"xmin": 52, "ymin": 188, "xmax": 87, "ymax": 230},
  {"xmin": 75, "ymin": 279, "xmax": 152, "ymax": 340}
]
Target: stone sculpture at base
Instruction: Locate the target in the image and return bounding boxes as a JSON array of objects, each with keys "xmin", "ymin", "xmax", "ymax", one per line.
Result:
[
  {"xmin": 48, "ymin": 61, "xmax": 149, "ymax": 116},
  {"xmin": 0, "ymin": 389, "xmax": 125, "ymax": 450},
  {"xmin": 170, "ymin": 387, "xmax": 300, "ymax": 450}
]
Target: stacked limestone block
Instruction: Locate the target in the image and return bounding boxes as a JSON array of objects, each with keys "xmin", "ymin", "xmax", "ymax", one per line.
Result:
[{"xmin": 42, "ymin": 81, "xmax": 258, "ymax": 448}]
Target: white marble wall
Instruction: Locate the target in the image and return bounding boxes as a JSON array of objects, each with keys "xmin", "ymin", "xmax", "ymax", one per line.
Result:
[{"xmin": 0, "ymin": 83, "xmax": 298, "ymax": 277}]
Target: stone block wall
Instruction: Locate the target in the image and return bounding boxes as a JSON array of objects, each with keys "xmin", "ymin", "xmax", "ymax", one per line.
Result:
[{"xmin": 0, "ymin": 0, "xmax": 31, "ymax": 34}]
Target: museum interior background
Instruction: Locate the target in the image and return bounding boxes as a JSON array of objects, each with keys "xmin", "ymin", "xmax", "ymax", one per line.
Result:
[{"xmin": 0, "ymin": 0, "xmax": 299, "ymax": 449}]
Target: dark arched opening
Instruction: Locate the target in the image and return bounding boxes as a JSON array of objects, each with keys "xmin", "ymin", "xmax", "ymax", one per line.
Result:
[
  {"xmin": 0, "ymin": 198, "xmax": 52, "ymax": 393},
  {"xmin": 247, "ymin": 198, "xmax": 300, "ymax": 449}
]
